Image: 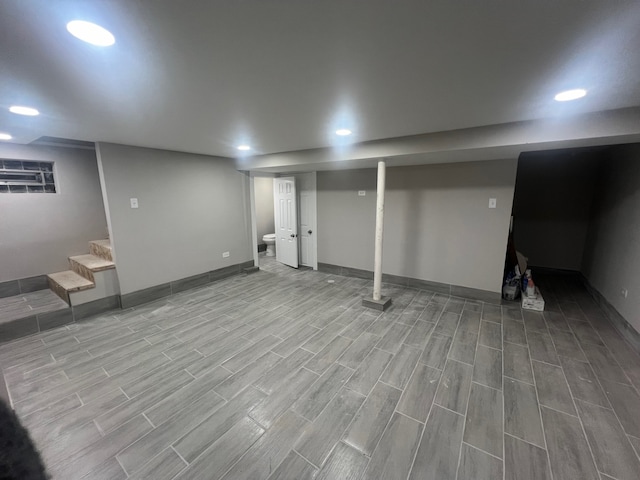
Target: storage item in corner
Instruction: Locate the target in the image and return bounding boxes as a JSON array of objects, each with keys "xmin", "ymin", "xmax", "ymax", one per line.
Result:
[{"xmin": 522, "ymin": 287, "xmax": 545, "ymax": 311}]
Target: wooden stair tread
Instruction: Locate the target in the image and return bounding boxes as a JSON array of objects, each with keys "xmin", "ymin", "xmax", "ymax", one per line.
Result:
[
  {"xmin": 89, "ymin": 239, "xmax": 113, "ymax": 262},
  {"xmin": 69, "ymin": 254, "xmax": 115, "ymax": 271},
  {"xmin": 48, "ymin": 271, "xmax": 95, "ymax": 292},
  {"xmin": 89, "ymin": 239, "xmax": 112, "ymax": 250}
]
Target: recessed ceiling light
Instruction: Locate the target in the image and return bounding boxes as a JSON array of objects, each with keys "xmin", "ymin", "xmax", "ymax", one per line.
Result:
[
  {"xmin": 9, "ymin": 105, "xmax": 39, "ymax": 116},
  {"xmin": 335, "ymin": 129, "xmax": 352, "ymax": 136},
  {"xmin": 554, "ymin": 89, "xmax": 587, "ymax": 102},
  {"xmin": 0, "ymin": 133, "xmax": 12, "ymax": 140},
  {"xmin": 66, "ymin": 20, "xmax": 115, "ymax": 47},
  {"xmin": 237, "ymin": 145, "xmax": 251, "ymax": 151}
]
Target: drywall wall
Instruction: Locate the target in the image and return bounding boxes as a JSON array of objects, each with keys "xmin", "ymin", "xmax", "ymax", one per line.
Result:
[
  {"xmin": 254, "ymin": 176, "xmax": 275, "ymax": 244},
  {"xmin": 512, "ymin": 150, "xmax": 600, "ymax": 270},
  {"xmin": 96, "ymin": 142, "xmax": 252, "ymax": 295},
  {"xmin": 582, "ymin": 144, "xmax": 640, "ymax": 332},
  {"xmin": 317, "ymin": 159, "xmax": 517, "ymax": 294},
  {"xmin": 0, "ymin": 143, "xmax": 108, "ymax": 282}
]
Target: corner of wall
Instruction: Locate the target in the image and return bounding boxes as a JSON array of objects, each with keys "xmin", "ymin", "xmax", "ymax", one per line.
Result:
[{"xmin": 94, "ymin": 142, "xmax": 116, "ymax": 263}]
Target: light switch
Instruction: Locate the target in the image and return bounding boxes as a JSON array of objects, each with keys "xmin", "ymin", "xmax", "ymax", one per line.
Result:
[
  {"xmin": 358, "ymin": 191, "xmax": 366, "ymax": 196},
  {"xmin": 130, "ymin": 198, "xmax": 139, "ymax": 209},
  {"xmin": 222, "ymin": 251, "xmax": 230, "ymax": 258},
  {"xmin": 488, "ymin": 198, "xmax": 497, "ymax": 209}
]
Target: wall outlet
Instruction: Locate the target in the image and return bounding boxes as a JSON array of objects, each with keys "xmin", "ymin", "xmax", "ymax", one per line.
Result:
[
  {"xmin": 488, "ymin": 198, "xmax": 497, "ymax": 209},
  {"xmin": 621, "ymin": 288, "xmax": 628, "ymax": 298},
  {"xmin": 130, "ymin": 198, "xmax": 139, "ymax": 209},
  {"xmin": 358, "ymin": 191, "xmax": 366, "ymax": 196},
  {"xmin": 222, "ymin": 251, "xmax": 230, "ymax": 258}
]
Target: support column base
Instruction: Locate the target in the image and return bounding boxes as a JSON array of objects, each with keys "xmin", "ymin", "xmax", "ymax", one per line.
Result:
[{"xmin": 362, "ymin": 296, "xmax": 392, "ymax": 311}]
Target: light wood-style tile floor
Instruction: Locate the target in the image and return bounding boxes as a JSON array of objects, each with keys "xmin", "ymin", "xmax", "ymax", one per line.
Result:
[{"xmin": 1, "ymin": 255, "xmax": 640, "ymax": 479}]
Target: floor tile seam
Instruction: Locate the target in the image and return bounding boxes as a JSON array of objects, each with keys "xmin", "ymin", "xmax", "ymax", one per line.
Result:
[
  {"xmin": 2, "ymin": 372, "xmax": 14, "ymax": 407},
  {"xmin": 9, "ymin": 364, "xmax": 105, "ymax": 407},
  {"xmin": 292, "ymin": 448, "xmax": 323, "ymax": 470},
  {"xmin": 285, "ymin": 367, "xmax": 354, "ymax": 424},
  {"xmin": 477, "ymin": 342, "xmax": 502, "ymax": 353},
  {"xmin": 572, "ymin": 328, "xmax": 640, "ymax": 462},
  {"xmin": 392, "ymin": 350, "xmax": 434, "ymax": 426},
  {"xmin": 502, "ymin": 431, "xmax": 548, "ymax": 452},
  {"xmin": 446, "ymin": 353, "xmax": 475, "ymax": 367},
  {"xmin": 291, "ymin": 448, "xmax": 322, "ymax": 472},
  {"xmin": 7, "ymin": 365, "xmax": 73, "ymax": 400},
  {"xmin": 437, "ymin": 310, "xmax": 472, "ymax": 480},
  {"xmin": 454, "ymin": 335, "xmax": 480, "ymax": 479},
  {"xmin": 471, "ymin": 379, "xmax": 502, "ymax": 392},
  {"xmin": 2, "ymin": 357, "xmax": 54, "ymax": 382},
  {"xmin": 462, "ymin": 440, "xmax": 504, "ymax": 462},
  {"xmin": 570, "ymin": 323, "xmax": 623, "ymax": 398},
  {"xmin": 569, "ymin": 393, "xmax": 614, "ymax": 411},
  {"xmin": 340, "ymin": 372, "xmax": 402, "ymax": 473},
  {"xmin": 556, "ymin": 341, "xmax": 607, "ymax": 478},
  {"xmin": 109, "ymin": 415, "xmax": 178, "ymax": 475},
  {"xmin": 529, "ymin": 356, "xmax": 564, "ymax": 369},
  {"xmin": 93, "ymin": 417, "xmax": 105, "ymax": 436},
  {"xmin": 113, "ymin": 453, "xmax": 130, "ymax": 477},
  {"xmin": 588, "ymin": 341, "xmax": 640, "ymax": 396},
  {"xmin": 522, "ymin": 323, "xmax": 555, "ymax": 473},
  {"xmin": 170, "ymin": 444, "xmax": 190, "ymax": 468},
  {"xmin": 481, "ymin": 317, "xmax": 503, "ymax": 326}
]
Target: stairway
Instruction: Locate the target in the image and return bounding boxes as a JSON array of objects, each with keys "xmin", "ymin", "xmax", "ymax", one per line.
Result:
[
  {"xmin": 0, "ymin": 240, "xmax": 118, "ymax": 344},
  {"xmin": 48, "ymin": 240, "xmax": 117, "ymax": 305}
]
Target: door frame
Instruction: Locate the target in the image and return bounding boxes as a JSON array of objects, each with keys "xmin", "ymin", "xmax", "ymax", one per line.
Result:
[
  {"xmin": 249, "ymin": 170, "xmax": 317, "ymax": 270},
  {"xmin": 295, "ymin": 172, "xmax": 318, "ymax": 270}
]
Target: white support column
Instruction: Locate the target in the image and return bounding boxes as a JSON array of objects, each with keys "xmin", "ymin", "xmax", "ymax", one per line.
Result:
[
  {"xmin": 363, "ymin": 160, "xmax": 392, "ymax": 311},
  {"xmin": 373, "ymin": 160, "xmax": 386, "ymax": 300}
]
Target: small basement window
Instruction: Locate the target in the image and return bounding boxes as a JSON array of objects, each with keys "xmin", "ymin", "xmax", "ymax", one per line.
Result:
[{"xmin": 0, "ymin": 160, "xmax": 56, "ymax": 193}]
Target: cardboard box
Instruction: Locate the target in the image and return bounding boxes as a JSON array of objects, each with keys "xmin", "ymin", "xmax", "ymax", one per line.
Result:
[{"xmin": 522, "ymin": 287, "xmax": 545, "ymax": 311}]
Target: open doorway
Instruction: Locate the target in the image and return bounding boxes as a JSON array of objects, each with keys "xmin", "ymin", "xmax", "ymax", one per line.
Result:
[
  {"xmin": 512, "ymin": 147, "xmax": 602, "ymax": 274},
  {"xmin": 507, "ymin": 143, "xmax": 640, "ymax": 348},
  {"xmin": 250, "ymin": 172, "xmax": 317, "ymax": 271}
]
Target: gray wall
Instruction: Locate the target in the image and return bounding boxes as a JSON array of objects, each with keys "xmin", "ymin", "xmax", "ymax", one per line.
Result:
[
  {"xmin": 512, "ymin": 150, "xmax": 600, "ymax": 270},
  {"xmin": 254, "ymin": 176, "xmax": 275, "ymax": 244},
  {"xmin": 97, "ymin": 143, "xmax": 252, "ymax": 295},
  {"xmin": 317, "ymin": 159, "xmax": 517, "ymax": 294},
  {"xmin": 582, "ymin": 144, "xmax": 640, "ymax": 333},
  {"xmin": 0, "ymin": 144, "xmax": 108, "ymax": 282}
]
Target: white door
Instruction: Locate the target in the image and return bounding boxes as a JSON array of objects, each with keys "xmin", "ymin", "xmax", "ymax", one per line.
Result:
[
  {"xmin": 297, "ymin": 172, "xmax": 317, "ymax": 268},
  {"xmin": 274, "ymin": 177, "xmax": 299, "ymax": 268}
]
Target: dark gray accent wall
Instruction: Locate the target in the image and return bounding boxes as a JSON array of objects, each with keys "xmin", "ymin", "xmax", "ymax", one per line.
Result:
[
  {"xmin": 0, "ymin": 143, "xmax": 108, "ymax": 283},
  {"xmin": 317, "ymin": 159, "xmax": 517, "ymax": 294},
  {"xmin": 96, "ymin": 143, "xmax": 253, "ymax": 295},
  {"xmin": 582, "ymin": 144, "xmax": 640, "ymax": 334},
  {"xmin": 512, "ymin": 150, "xmax": 600, "ymax": 271}
]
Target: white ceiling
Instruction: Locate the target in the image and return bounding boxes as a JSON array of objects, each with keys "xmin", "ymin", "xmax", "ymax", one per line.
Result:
[{"xmin": 1, "ymin": 0, "xmax": 639, "ymax": 161}]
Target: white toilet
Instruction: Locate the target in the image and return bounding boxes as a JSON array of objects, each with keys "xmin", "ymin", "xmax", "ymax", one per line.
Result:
[{"xmin": 262, "ymin": 233, "xmax": 276, "ymax": 256}]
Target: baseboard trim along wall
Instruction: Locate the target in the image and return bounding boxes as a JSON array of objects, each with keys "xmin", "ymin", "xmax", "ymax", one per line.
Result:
[
  {"xmin": 0, "ymin": 275, "xmax": 49, "ymax": 299},
  {"xmin": 120, "ymin": 261, "xmax": 254, "ymax": 309},
  {"xmin": 0, "ymin": 261, "xmax": 253, "ymax": 344},
  {"xmin": 582, "ymin": 276, "xmax": 640, "ymax": 354},
  {"xmin": 317, "ymin": 262, "xmax": 502, "ymax": 304}
]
